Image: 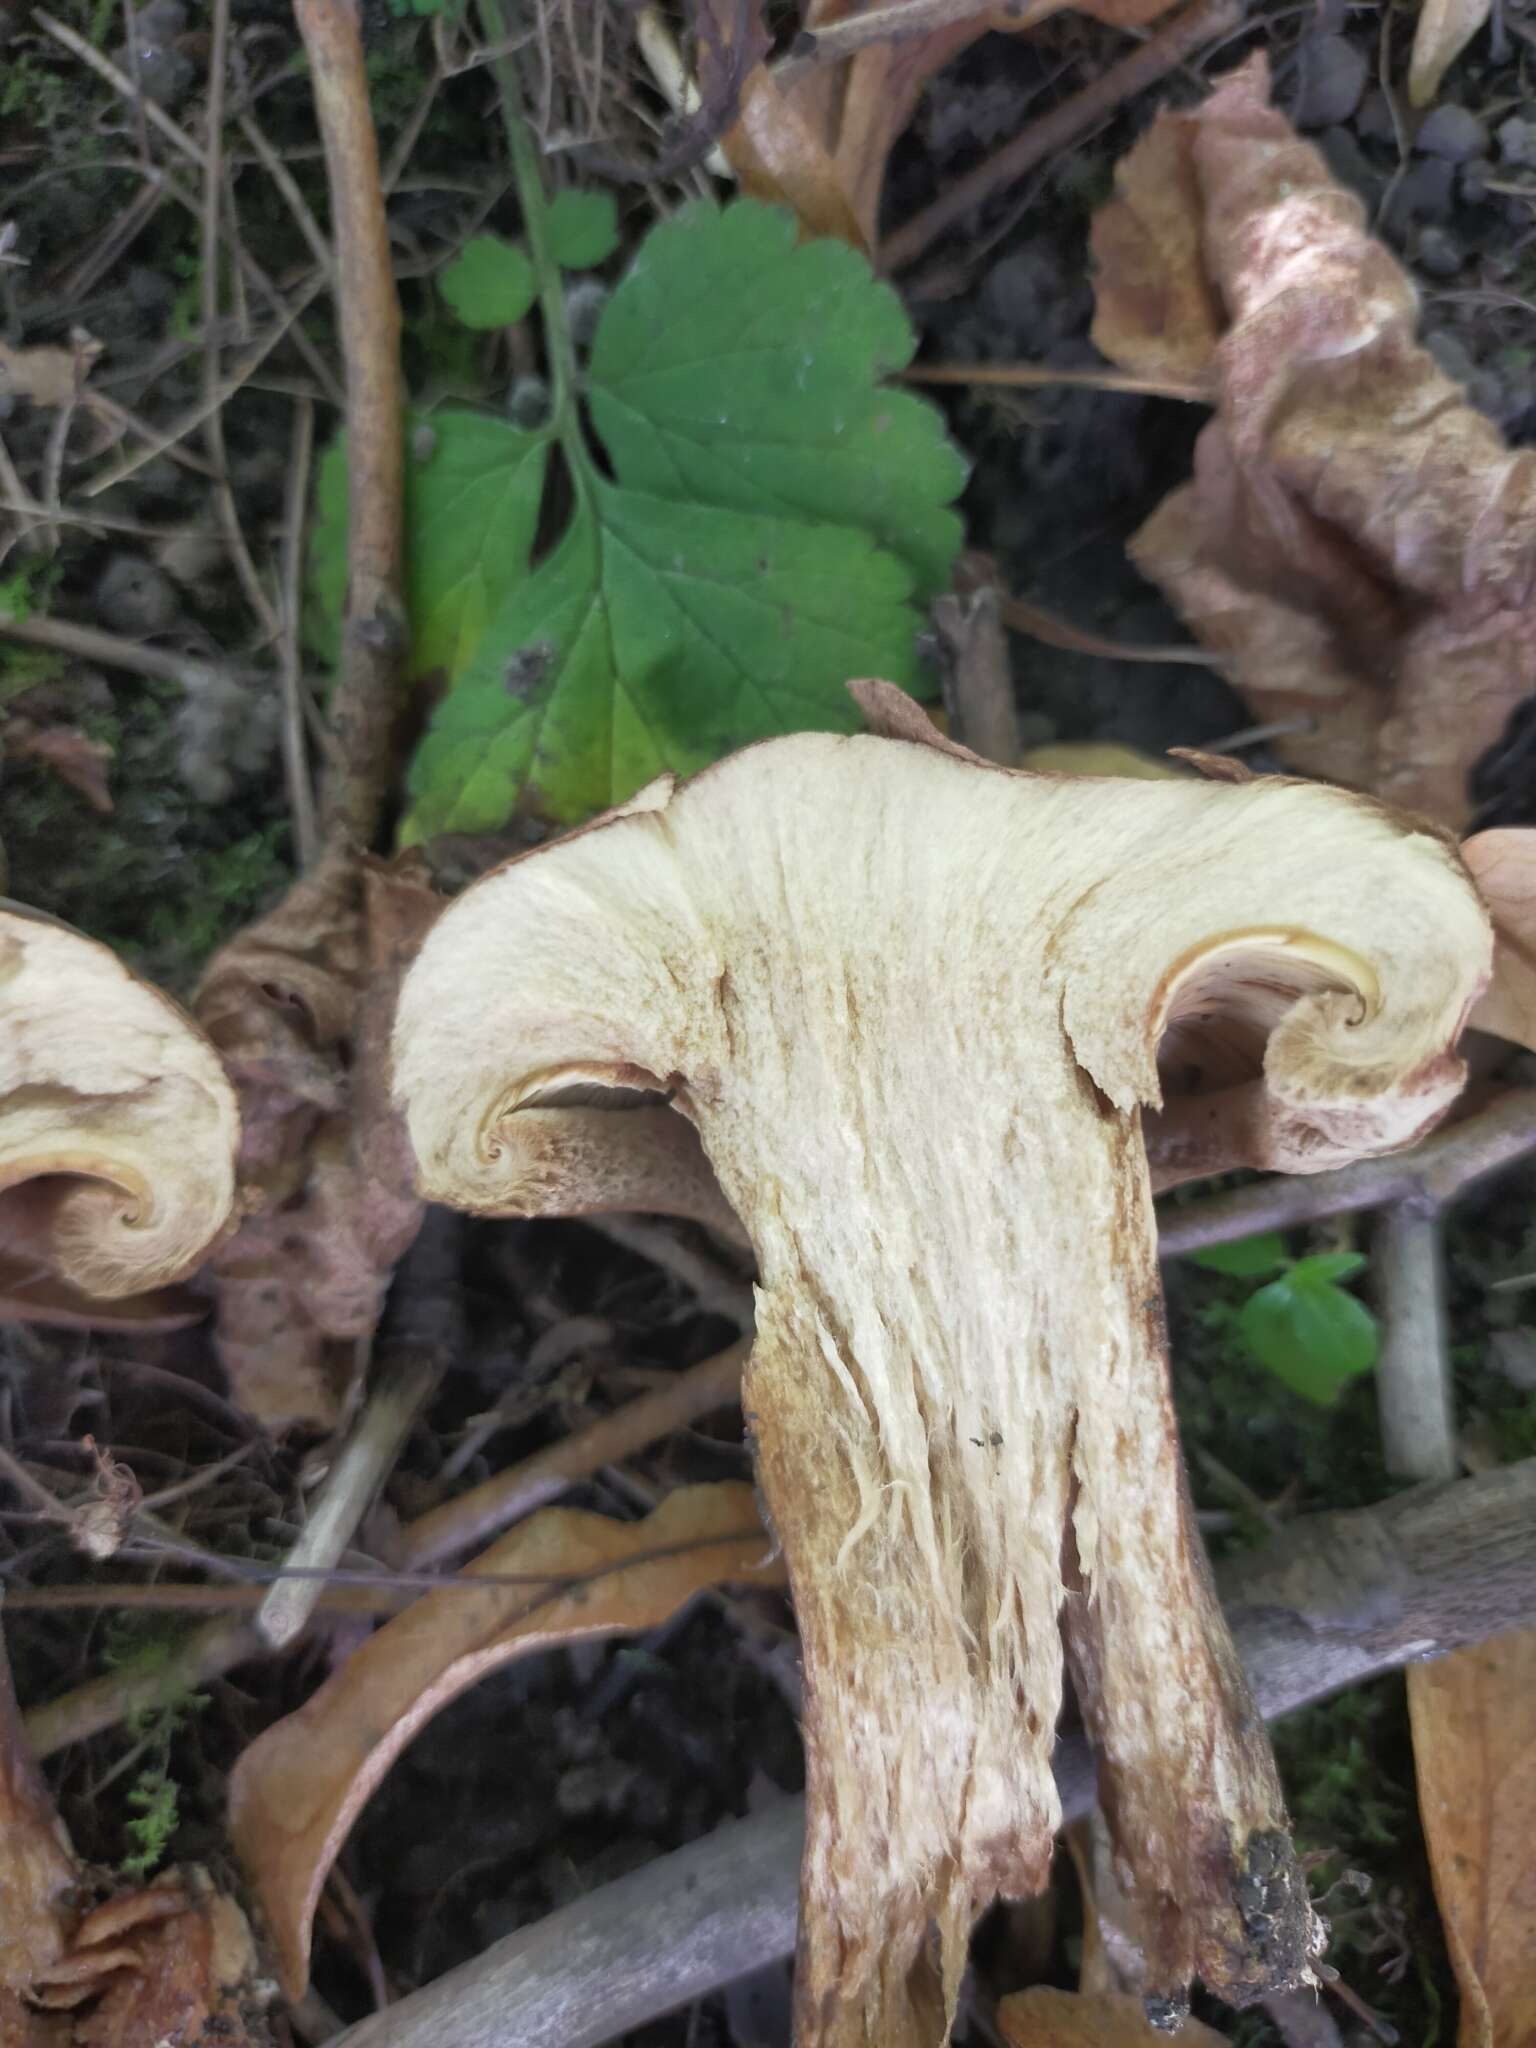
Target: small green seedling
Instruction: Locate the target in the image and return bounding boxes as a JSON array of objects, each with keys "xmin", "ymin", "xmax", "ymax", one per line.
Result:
[{"xmin": 1192, "ymin": 1233, "xmax": 1380, "ymax": 1405}]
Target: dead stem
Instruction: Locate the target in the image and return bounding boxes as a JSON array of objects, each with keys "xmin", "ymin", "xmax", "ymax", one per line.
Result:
[
  {"xmin": 280, "ymin": 396, "xmax": 323, "ymax": 869},
  {"xmin": 294, "ymin": 0, "xmax": 407, "ymax": 851},
  {"xmin": 904, "ymin": 362, "xmax": 1213, "ymax": 403},
  {"xmin": 1374, "ymin": 1206, "xmax": 1457, "ymax": 1482},
  {"xmin": 203, "ymin": 0, "xmax": 283, "ymax": 643},
  {"xmin": 1158, "ymin": 1089, "xmax": 1536, "ymax": 1254},
  {"xmin": 880, "ymin": 0, "xmax": 1247, "ymax": 272},
  {"xmin": 403, "ymin": 1339, "xmax": 751, "ymax": 1567}
]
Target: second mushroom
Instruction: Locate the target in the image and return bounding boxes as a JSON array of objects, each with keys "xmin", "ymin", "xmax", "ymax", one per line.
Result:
[{"xmin": 392, "ymin": 682, "xmax": 1492, "ymax": 2048}]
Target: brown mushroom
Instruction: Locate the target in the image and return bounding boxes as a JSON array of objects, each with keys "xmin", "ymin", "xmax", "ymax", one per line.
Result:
[
  {"xmin": 392, "ymin": 683, "xmax": 1492, "ymax": 2048},
  {"xmin": 0, "ymin": 905, "xmax": 239, "ymax": 1317}
]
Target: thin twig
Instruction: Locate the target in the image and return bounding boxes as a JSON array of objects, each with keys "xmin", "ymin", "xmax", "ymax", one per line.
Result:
[
  {"xmin": 879, "ymin": 0, "xmax": 1246, "ymax": 272},
  {"xmin": 1374, "ymin": 1206, "xmax": 1457, "ymax": 1482},
  {"xmin": 280, "ymin": 397, "xmax": 322, "ymax": 868},
  {"xmin": 33, "ymin": 8, "xmax": 207, "ymax": 169},
  {"xmin": 294, "ymin": 0, "xmax": 408, "ymax": 850},
  {"xmin": 999, "ymin": 592, "xmax": 1228, "ymax": 669},
  {"xmin": 0, "ymin": 608, "xmax": 256, "ymax": 692},
  {"xmin": 584, "ymin": 1216, "xmax": 755, "ymax": 1330},
  {"xmin": 203, "ymin": 0, "xmax": 283, "ymax": 642},
  {"xmin": 237, "ymin": 111, "xmax": 338, "ymax": 281},
  {"xmin": 934, "ymin": 580, "xmax": 1020, "ymax": 765},
  {"xmin": 256, "ymin": 1218, "xmax": 462, "ymax": 1649},
  {"xmin": 403, "ymin": 1340, "xmax": 750, "ymax": 1568},
  {"xmin": 1157, "ymin": 1089, "xmax": 1536, "ymax": 1255},
  {"xmin": 775, "ymin": 0, "xmax": 999, "ymax": 77},
  {"xmin": 85, "ymin": 270, "xmax": 330, "ymax": 496},
  {"xmin": 903, "ymin": 361, "xmax": 1212, "ymax": 403}
]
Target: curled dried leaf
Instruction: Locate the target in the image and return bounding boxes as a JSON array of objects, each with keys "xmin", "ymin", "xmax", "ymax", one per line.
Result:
[
  {"xmin": 195, "ymin": 855, "xmax": 440, "ymax": 1430},
  {"xmin": 1462, "ymin": 830, "xmax": 1536, "ymax": 1053},
  {"xmin": 1091, "ymin": 55, "xmax": 1536, "ymax": 827},
  {"xmin": 0, "ymin": 909, "xmax": 238, "ymax": 1314},
  {"xmin": 228, "ymin": 1482, "xmax": 782, "ymax": 1998}
]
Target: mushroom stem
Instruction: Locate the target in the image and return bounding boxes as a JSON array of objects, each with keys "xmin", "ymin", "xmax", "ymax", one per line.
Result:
[{"xmin": 739, "ymin": 1064, "xmax": 1311, "ymax": 2040}]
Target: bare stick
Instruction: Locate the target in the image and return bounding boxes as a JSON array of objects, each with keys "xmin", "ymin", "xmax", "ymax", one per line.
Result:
[
  {"xmin": 293, "ymin": 0, "xmax": 407, "ymax": 850},
  {"xmin": 584, "ymin": 1216, "xmax": 755, "ymax": 1330},
  {"xmin": 22, "ymin": 1616, "xmax": 262, "ymax": 1760},
  {"xmin": 903, "ymin": 361, "xmax": 1211, "ymax": 403},
  {"xmin": 1158, "ymin": 1089, "xmax": 1536, "ymax": 1255},
  {"xmin": 332, "ymin": 1459, "xmax": 1536, "ymax": 2048},
  {"xmin": 1374, "ymin": 1206, "xmax": 1457, "ymax": 1482},
  {"xmin": 776, "ymin": 0, "xmax": 1008, "ymax": 75},
  {"xmin": 280, "ymin": 397, "xmax": 323, "ymax": 869},
  {"xmin": 0, "ymin": 609, "xmax": 256, "ymax": 693},
  {"xmin": 34, "ymin": 7, "xmax": 207, "ymax": 168},
  {"xmin": 934, "ymin": 577, "xmax": 1019, "ymax": 764},
  {"xmin": 256, "ymin": 1218, "xmax": 461, "ymax": 1648},
  {"xmin": 203, "ymin": 0, "xmax": 283, "ymax": 642},
  {"xmin": 402, "ymin": 1340, "xmax": 751, "ymax": 1568},
  {"xmin": 879, "ymin": 0, "xmax": 1245, "ymax": 273},
  {"xmin": 998, "ymin": 591, "xmax": 1228, "ymax": 669}
]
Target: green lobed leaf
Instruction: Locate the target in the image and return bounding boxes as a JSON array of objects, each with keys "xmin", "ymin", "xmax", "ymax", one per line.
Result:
[
  {"xmin": 305, "ymin": 412, "xmax": 548, "ymax": 682},
  {"xmin": 438, "ymin": 236, "xmax": 538, "ymax": 329},
  {"xmin": 403, "ymin": 201, "xmax": 966, "ymax": 837},
  {"xmin": 588, "ymin": 202, "xmax": 966, "ymax": 599},
  {"xmin": 546, "ymin": 189, "xmax": 620, "ymax": 269},
  {"xmin": 1237, "ymin": 1268, "xmax": 1380, "ymax": 1406},
  {"xmin": 1189, "ymin": 1231, "xmax": 1290, "ymax": 1279},
  {"xmin": 403, "ymin": 478, "xmax": 920, "ymax": 840}
]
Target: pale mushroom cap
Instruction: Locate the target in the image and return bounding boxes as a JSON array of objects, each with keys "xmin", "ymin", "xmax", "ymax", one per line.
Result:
[
  {"xmin": 0, "ymin": 910, "xmax": 240, "ymax": 1299},
  {"xmin": 395, "ymin": 728, "xmax": 1490, "ymax": 1213}
]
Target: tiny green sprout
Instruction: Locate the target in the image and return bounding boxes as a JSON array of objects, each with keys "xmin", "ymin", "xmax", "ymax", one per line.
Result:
[{"xmin": 1193, "ymin": 1239, "xmax": 1380, "ymax": 1405}]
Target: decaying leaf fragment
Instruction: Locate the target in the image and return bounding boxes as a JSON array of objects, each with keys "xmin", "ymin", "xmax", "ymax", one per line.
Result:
[
  {"xmin": 1091, "ymin": 55, "xmax": 1536, "ymax": 827},
  {"xmin": 1462, "ymin": 831, "xmax": 1536, "ymax": 1054},
  {"xmin": 394, "ymin": 681, "xmax": 1493, "ymax": 2046},
  {"xmin": 1409, "ymin": 1630, "xmax": 1536, "ymax": 2048},
  {"xmin": 1408, "ymin": 0, "xmax": 1492, "ymax": 107},
  {"xmin": 0, "ymin": 1635, "xmax": 77, "ymax": 2045},
  {"xmin": 701, "ymin": 2, "xmax": 1185, "ymax": 251},
  {"xmin": 0, "ymin": 906, "xmax": 238, "ymax": 1324},
  {"xmin": 194, "ymin": 854, "xmax": 439, "ymax": 1430},
  {"xmin": 998, "ymin": 1988, "xmax": 1228, "ymax": 2046},
  {"xmin": 228, "ymin": 1481, "xmax": 782, "ymax": 1998}
]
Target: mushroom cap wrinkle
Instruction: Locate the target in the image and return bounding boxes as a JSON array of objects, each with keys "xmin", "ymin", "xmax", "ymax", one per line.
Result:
[
  {"xmin": 0, "ymin": 909, "xmax": 239, "ymax": 1307},
  {"xmin": 393, "ymin": 688, "xmax": 1491, "ymax": 2048}
]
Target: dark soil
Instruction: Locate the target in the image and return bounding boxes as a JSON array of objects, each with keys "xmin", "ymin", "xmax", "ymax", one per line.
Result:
[{"xmin": 1, "ymin": 5, "xmax": 1533, "ymax": 2046}]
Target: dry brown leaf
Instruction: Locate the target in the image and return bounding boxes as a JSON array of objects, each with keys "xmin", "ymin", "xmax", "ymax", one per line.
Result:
[
  {"xmin": 228, "ymin": 1481, "xmax": 783, "ymax": 1998},
  {"xmin": 1462, "ymin": 831, "xmax": 1536, "ymax": 1054},
  {"xmin": 1090, "ymin": 55, "xmax": 1536, "ymax": 827},
  {"xmin": 194, "ymin": 854, "xmax": 440, "ymax": 1430},
  {"xmin": 698, "ymin": 0, "xmax": 869, "ymax": 247},
  {"xmin": 4, "ymin": 723, "xmax": 113, "ymax": 815},
  {"xmin": 998, "ymin": 1988, "xmax": 1228, "ymax": 2045},
  {"xmin": 0, "ymin": 341, "xmax": 97, "ymax": 411},
  {"xmin": 1409, "ymin": 1631, "xmax": 1536, "ymax": 2048},
  {"xmin": 1409, "ymin": 0, "xmax": 1492, "ymax": 106}
]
